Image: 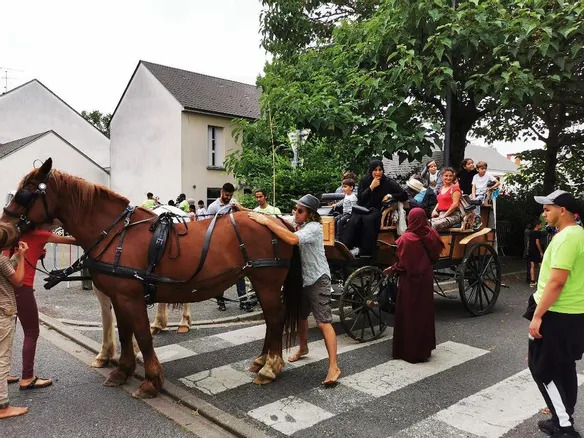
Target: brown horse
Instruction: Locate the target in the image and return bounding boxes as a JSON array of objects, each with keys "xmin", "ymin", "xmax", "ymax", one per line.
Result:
[{"xmin": 1, "ymin": 159, "xmax": 301, "ymax": 398}]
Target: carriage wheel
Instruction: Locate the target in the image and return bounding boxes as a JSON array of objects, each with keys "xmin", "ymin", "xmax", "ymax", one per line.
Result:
[
  {"xmin": 458, "ymin": 243, "xmax": 501, "ymax": 316},
  {"xmin": 339, "ymin": 266, "xmax": 388, "ymax": 342}
]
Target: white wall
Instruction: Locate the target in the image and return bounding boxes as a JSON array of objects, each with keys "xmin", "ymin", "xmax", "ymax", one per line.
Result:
[
  {"xmin": 0, "ymin": 80, "xmax": 110, "ymax": 168},
  {"xmin": 181, "ymin": 112, "xmax": 240, "ymax": 204},
  {"xmin": 110, "ymin": 64, "xmax": 182, "ymax": 205},
  {"xmin": 0, "ymin": 132, "xmax": 109, "ymax": 204}
]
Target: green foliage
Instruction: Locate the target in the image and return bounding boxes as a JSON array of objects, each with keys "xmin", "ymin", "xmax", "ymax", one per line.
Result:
[
  {"xmin": 477, "ymin": 0, "xmax": 584, "ymax": 193},
  {"xmin": 81, "ymin": 110, "xmax": 112, "ymax": 137},
  {"xmin": 224, "ymin": 118, "xmax": 345, "ymax": 212}
]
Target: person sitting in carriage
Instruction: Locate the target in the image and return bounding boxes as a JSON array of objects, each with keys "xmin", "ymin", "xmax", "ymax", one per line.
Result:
[
  {"xmin": 341, "ymin": 160, "xmax": 408, "ymax": 257},
  {"xmin": 331, "ymin": 178, "xmax": 358, "ymax": 239},
  {"xmin": 405, "ymin": 176, "xmax": 437, "ymax": 219}
]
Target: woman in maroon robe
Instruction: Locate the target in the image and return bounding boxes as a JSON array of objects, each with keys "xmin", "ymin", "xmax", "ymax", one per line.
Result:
[{"xmin": 384, "ymin": 208, "xmax": 444, "ymax": 363}]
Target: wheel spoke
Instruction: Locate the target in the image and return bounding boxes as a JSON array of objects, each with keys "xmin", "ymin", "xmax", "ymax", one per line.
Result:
[
  {"xmin": 350, "ymin": 309, "xmax": 364, "ymax": 332},
  {"xmin": 365, "ymin": 311, "xmax": 376, "ymax": 337}
]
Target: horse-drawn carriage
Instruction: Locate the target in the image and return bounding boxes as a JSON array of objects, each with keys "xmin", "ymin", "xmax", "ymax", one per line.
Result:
[{"xmin": 318, "ymin": 193, "xmax": 501, "ymax": 343}]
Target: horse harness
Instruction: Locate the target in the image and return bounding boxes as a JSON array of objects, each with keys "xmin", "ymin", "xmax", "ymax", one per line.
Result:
[{"xmin": 46, "ymin": 206, "xmax": 289, "ymax": 304}]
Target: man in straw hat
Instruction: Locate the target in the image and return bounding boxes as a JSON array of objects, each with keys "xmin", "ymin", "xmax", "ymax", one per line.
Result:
[
  {"xmin": 248, "ymin": 194, "xmax": 341, "ymax": 385},
  {"xmin": 405, "ymin": 176, "xmax": 437, "ymax": 218},
  {"xmin": 527, "ymin": 190, "xmax": 584, "ymax": 437},
  {"xmin": 0, "ymin": 223, "xmax": 29, "ymax": 419}
]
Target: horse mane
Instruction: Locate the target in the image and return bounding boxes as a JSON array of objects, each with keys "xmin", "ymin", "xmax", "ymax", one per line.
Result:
[{"xmin": 20, "ymin": 168, "xmax": 130, "ymax": 217}]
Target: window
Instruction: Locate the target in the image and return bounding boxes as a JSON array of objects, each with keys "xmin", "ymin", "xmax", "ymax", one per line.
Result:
[
  {"xmin": 207, "ymin": 187, "xmax": 221, "ymax": 207},
  {"xmin": 208, "ymin": 126, "xmax": 224, "ymax": 168}
]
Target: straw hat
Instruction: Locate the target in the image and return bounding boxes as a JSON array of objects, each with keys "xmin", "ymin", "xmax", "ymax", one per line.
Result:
[{"xmin": 406, "ymin": 178, "xmax": 425, "ymax": 193}]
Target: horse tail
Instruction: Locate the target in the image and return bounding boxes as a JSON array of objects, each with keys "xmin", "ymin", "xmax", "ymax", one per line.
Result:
[{"xmin": 283, "ymin": 245, "xmax": 302, "ymax": 350}]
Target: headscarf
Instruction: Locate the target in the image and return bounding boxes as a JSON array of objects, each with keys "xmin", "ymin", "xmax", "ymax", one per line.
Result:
[
  {"xmin": 363, "ymin": 159, "xmax": 386, "ymax": 184},
  {"xmin": 406, "ymin": 208, "xmax": 444, "ymax": 262}
]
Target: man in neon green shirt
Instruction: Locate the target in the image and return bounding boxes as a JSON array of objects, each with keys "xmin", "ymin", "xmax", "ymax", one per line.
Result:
[
  {"xmin": 252, "ymin": 189, "xmax": 281, "ymax": 215},
  {"xmin": 142, "ymin": 192, "xmax": 157, "ymax": 209},
  {"xmin": 528, "ymin": 190, "xmax": 584, "ymax": 438}
]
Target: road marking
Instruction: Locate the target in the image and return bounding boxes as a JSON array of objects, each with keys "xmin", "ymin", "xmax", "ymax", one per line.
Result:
[
  {"xmin": 248, "ymin": 396, "xmax": 335, "ymax": 436},
  {"xmin": 341, "ymin": 341, "xmax": 489, "ymax": 397},
  {"xmin": 153, "ymin": 344, "xmax": 198, "ymax": 363},
  {"xmin": 248, "ymin": 341, "xmax": 489, "ymax": 435},
  {"xmin": 395, "ymin": 369, "xmax": 584, "ymax": 438},
  {"xmin": 179, "ymin": 330, "xmax": 391, "ymax": 395}
]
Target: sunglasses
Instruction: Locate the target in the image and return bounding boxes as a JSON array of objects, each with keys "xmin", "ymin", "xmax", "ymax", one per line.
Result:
[{"xmin": 293, "ymin": 207, "xmax": 306, "ymax": 214}]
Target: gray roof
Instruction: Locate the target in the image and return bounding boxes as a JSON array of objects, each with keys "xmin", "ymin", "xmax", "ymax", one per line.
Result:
[
  {"xmin": 0, "ymin": 132, "xmax": 48, "ymax": 159},
  {"xmin": 141, "ymin": 61, "xmax": 261, "ymax": 120},
  {"xmin": 383, "ymin": 144, "xmax": 518, "ymax": 178}
]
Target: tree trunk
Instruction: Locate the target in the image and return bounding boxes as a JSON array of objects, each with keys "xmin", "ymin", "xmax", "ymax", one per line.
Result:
[
  {"xmin": 449, "ymin": 127, "xmax": 467, "ymax": 170},
  {"xmin": 542, "ymin": 140, "xmax": 560, "ymax": 194}
]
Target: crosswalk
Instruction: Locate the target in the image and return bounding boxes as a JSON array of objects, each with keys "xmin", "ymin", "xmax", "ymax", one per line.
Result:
[{"xmin": 144, "ymin": 320, "xmax": 578, "ymax": 438}]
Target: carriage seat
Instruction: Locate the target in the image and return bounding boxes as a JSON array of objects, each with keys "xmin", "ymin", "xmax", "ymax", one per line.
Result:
[{"xmin": 445, "ymin": 227, "xmax": 474, "ymax": 233}]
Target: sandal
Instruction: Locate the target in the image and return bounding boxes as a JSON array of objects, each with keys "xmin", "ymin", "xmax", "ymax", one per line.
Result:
[
  {"xmin": 7, "ymin": 376, "xmax": 19, "ymax": 384},
  {"xmin": 19, "ymin": 377, "xmax": 53, "ymax": 390}
]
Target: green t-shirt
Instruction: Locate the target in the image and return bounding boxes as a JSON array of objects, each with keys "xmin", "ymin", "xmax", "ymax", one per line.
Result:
[
  {"xmin": 253, "ymin": 205, "xmax": 282, "ymax": 215},
  {"xmin": 179, "ymin": 200, "xmax": 190, "ymax": 213},
  {"xmin": 534, "ymin": 225, "xmax": 584, "ymax": 314},
  {"xmin": 142, "ymin": 199, "xmax": 156, "ymax": 209}
]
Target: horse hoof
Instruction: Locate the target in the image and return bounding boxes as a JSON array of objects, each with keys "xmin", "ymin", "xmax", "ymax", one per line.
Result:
[
  {"xmin": 150, "ymin": 327, "xmax": 163, "ymax": 335},
  {"xmin": 253, "ymin": 374, "xmax": 274, "ymax": 385},
  {"xmin": 177, "ymin": 326, "xmax": 190, "ymax": 334},
  {"xmin": 132, "ymin": 381, "xmax": 158, "ymax": 399},
  {"xmin": 104, "ymin": 370, "xmax": 128, "ymax": 387},
  {"xmin": 248, "ymin": 362, "xmax": 263, "ymax": 373},
  {"xmin": 91, "ymin": 358, "xmax": 110, "ymax": 368}
]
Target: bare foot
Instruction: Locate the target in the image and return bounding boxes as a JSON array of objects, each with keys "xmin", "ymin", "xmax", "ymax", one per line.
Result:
[
  {"xmin": 0, "ymin": 406, "xmax": 28, "ymax": 418},
  {"xmin": 288, "ymin": 347, "xmax": 309, "ymax": 363},
  {"xmin": 322, "ymin": 367, "xmax": 341, "ymax": 385}
]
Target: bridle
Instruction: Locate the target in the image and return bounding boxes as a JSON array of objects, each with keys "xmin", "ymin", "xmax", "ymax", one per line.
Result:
[{"xmin": 3, "ymin": 171, "xmax": 53, "ymax": 233}]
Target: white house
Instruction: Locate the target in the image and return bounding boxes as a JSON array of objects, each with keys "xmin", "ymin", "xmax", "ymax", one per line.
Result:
[
  {"xmin": 0, "ymin": 80, "xmax": 110, "ymax": 168},
  {"xmin": 109, "ymin": 61, "xmax": 260, "ymax": 206},
  {"xmin": 0, "ymin": 80, "xmax": 110, "ymax": 199},
  {"xmin": 0, "ymin": 131, "xmax": 109, "ymax": 200}
]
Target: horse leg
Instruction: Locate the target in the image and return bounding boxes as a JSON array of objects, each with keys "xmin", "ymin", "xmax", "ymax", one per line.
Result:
[
  {"xmin": 177, "ymin": 303, "xmax": 192, "ymax": 334},
  {"xmin": 103, "ymin": 299, "xmax": 136, "ymax": 387},
  {"xmin": 91, "ymin": 286, "xmax": 116, "ymax": 368},
  {"xmin": 150, "ymin": 303, "xmax": 168, "ymax": 335},
  {"xmin": 128, "ymin": 301, "xmax": 163, "ymax": 399},
  {"xmin": 250, "ymin": 281, "xmax": 285, "ymax": 385}
]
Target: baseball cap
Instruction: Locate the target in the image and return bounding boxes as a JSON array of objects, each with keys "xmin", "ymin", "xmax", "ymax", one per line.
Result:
[{"xmin": 534, "ymin": 190, "xmax": 581, "ymax": 214}]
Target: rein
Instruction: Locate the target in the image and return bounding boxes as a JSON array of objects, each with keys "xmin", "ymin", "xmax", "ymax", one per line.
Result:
[{"xmin": 45, "ymin": 206, "xmax": 289, "ymax": 305}]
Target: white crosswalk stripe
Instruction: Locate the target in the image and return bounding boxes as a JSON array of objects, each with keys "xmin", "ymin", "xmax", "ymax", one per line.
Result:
[
  {"xmin": 247, "ymin": 341, "xmax": 489, "ymax": 435},
  {"xmin": 395, "ymin": 370, "xmax": 584, "ymax": 438},
  {"xmin": 179, "ymin": 330, "xmax": 390, "ymax": 394}
]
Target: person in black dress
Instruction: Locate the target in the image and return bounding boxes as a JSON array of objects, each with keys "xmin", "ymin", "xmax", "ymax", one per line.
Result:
[
  {"xmin": 341, "ymin": 160, "xmax": 408, "ymax": 257},
  {"xmin": 457, "ymin": 158, "xmax": 478, "ymax": 195},
  {"xmin": 527, "ymin": 221, "xmax": 545, "ymax": 287}
]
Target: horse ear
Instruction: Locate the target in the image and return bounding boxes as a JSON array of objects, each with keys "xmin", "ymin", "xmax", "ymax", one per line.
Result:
[{"xmin": 39, "ymin": 158, "xmax": 53, "ymax": 175}]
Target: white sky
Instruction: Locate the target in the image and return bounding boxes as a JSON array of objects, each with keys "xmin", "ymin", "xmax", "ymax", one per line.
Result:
[
  {"xmin": 1, "ymin": 0, "xmax": 539, "ymax": 156},
  {"xmin": 1, "ymin": 0, "xmax": 268, "ymax": 113}
]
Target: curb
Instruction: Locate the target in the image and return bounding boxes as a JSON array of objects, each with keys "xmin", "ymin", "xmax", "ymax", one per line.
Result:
[
  {"xmin": 38, "ymin": 312, "xmax": 269, "ymax": 438},
  {"xmin": 58, "ymin": 309, "xmax": 264, "ymax": 328}
]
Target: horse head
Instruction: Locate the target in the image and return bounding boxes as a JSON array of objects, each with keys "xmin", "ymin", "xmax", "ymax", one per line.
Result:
[{"xmin": 1, "ymin": 158, "xmax": 55, "ymax": 242}]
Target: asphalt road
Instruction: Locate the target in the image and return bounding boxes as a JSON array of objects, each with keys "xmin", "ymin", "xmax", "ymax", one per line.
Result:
[{"xmin": 7, "ymin": 256, "xmax": 583, "ymax": 437}]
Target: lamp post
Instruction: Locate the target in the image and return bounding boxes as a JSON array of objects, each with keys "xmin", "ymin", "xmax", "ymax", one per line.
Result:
[{"xmin": 287, "ymin": 129, "xmax": 311, "ymax": 168}]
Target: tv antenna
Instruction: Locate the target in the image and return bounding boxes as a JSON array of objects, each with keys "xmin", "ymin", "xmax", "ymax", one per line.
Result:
[{"xmin": 0, "ymin": 66, "xmax": 23, "ymax": 93}]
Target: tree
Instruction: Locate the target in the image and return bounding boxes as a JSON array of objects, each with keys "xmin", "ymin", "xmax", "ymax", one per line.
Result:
[
  {"xmin": 475, "ymin": 0, "xmax": 584, "ymax": 194},
  {"xmin": 81, "ymin": 110, "xmax": 112, "ymax": 137},
  {"xmin": 259, "ymin": 0, "xmax": 522, "ymax": 167}
]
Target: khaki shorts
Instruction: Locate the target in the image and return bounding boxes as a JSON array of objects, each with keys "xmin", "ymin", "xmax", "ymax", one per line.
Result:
[{"xmin": 300, "ymin": 275, "xmax": 332, "ymax": 324}]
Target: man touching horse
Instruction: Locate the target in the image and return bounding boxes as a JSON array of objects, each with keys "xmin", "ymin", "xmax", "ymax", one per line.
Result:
[{"xmin": 248, "ymin": 194, "xmax": 341, "ymax": 385}]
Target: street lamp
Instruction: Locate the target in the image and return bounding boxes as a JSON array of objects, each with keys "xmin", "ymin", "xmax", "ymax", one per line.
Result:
[{"xmin": 287, "ymin": 129, "xmax": 311, "ymax": 168}]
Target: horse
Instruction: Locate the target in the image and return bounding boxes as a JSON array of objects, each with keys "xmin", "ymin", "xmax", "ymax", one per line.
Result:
[{"xmin": 1, "ymin": 158, "xmax": 301, "ymax": 398}]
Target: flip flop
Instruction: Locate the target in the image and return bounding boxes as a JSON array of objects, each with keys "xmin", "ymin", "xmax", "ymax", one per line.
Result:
[
  {"xmin": 19, "ymin": 377, "xmax": 53, "ymax": 390},
  {"xmin": 7, "ymin": 376, "xmax": 19, "ymax": 384}
]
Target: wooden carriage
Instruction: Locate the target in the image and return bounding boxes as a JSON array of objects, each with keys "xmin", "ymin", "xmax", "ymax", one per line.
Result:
[{"xmin": 321, "ymin": 200, "xmax": 501, "ymax": 343}]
